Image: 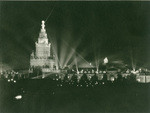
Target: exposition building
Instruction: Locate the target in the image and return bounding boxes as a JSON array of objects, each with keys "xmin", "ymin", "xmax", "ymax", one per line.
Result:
[{"xmin": 30, "ymin": 21, "xmax": 58, "ymax": 73}]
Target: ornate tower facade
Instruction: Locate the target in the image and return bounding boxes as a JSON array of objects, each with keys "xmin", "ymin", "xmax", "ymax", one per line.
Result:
[{"xmin": 30, "ymin": 21, "xmax": 57, "ymax": 72}]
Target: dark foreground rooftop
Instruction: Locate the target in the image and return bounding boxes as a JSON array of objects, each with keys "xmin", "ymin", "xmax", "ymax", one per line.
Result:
[{"xmin": 0, "ymin": 79, "xmax": 150, "ymax": 113}]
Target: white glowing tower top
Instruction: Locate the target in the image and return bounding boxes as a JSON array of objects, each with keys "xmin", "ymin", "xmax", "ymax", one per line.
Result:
[
  {"xmin": 35, "ymin": 20, "xmax": 51, "ymax": 57},
  {"xmin": 38, "ymin": 20, "xmax": 48, "ymax": 44},
  {"xmin": 41, "ymin": 20, "xmax": 45, "ymax": 31}
]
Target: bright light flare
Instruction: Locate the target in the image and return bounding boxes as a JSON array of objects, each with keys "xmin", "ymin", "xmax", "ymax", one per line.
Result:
[
  {"xmin": 15, "ymin": 95, "xmax": 22, "ymax": 100},
  {"xmin": 131, "ymin": 70, "xmax": 139, "ymax": 74},
  {"xmin": 104, "ymin": 57, "xmax": 108, "ymax": 64},
  {"xmin": 110, "ymin": 77, "xmax": 115, "ymax": 82}
]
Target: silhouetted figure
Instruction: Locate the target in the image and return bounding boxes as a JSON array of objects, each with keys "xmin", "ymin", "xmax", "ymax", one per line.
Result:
[
  {"xmin": 127, "ymin": 74, "xmax": 136, "ymax": 83},
  {"xmin": 102, "ymin": 73, "xmax": 107, "ymax": 82},
  {"xmin": 64, "ymin": 74, "xmax": 69, "ymax": 82},
  {"xmin": 33, "ymin": 67, "xmax": 42, "ymax": 77},
  {"xmin": 80, "ymin": 74, "xmax": 88, "ymax": 85},
  {"xmin": 71, "ymin": 74, "xmax": 78, "ymax": 84},
  {"xmin": 117, "ymin": 73, "xmax": 123, "ymax": 82},
  {"xmin": 91, "ymin": 74, "xmax": 98, "ymax": 85}
]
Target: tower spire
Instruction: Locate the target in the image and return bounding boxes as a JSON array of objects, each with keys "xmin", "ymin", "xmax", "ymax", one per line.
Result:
[
  {"xmin": 39, "ymin": 20, "xmax": 47, "ymax": 39},
  {"xmin": 41, "ymin": 20, "xmax": 45, "ymax": 32}
]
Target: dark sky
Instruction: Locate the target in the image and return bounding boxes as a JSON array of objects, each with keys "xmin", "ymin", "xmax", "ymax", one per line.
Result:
[{"xmin": 0, "ymin": 1, "xmax": 150, "ymax": 69}]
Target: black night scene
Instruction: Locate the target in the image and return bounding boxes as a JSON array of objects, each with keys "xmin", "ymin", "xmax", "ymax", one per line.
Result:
[{"xmin": 0, "ymin": 1, "xmax": 150, "ymax": 113}]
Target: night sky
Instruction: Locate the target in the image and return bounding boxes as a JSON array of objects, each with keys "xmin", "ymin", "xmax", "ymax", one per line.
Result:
[{"xmin": 0, "ymin": 1, "xmax": 150, "ymax": 69}]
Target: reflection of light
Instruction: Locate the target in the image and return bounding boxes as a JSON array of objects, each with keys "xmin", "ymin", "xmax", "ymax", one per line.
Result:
[
  {"xmin": 11, "ymin": 79, "xmax": 13, "ymax": 81},
  {"xmin": 8, "ymin": 79, "xmax": 10, "ymax": 82},
  {"xmin": 15, "ymin": 95, "xmax": 22, "ymax": 100},
  {"xmin": 102, "ymin": 82, "xmax": 104, "ymax": 84},
  {"xmin": 13, "ymin": 80, "xmax": 16, "ymax": 83}
]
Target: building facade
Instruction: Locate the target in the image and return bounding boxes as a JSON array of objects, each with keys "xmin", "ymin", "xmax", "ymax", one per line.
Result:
[{"xmin": 30, "ymin": 21, "xmax": 57, "ymax": 72}]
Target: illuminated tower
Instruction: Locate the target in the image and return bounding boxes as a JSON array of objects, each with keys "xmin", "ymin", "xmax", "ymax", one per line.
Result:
[
  {"xmin": 36, "ymin": 21, "xmax": 50, "ymax": 58},
  {"xmin": 30, "ymin": 21, "xmax": 57, "ymax": 72}
]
